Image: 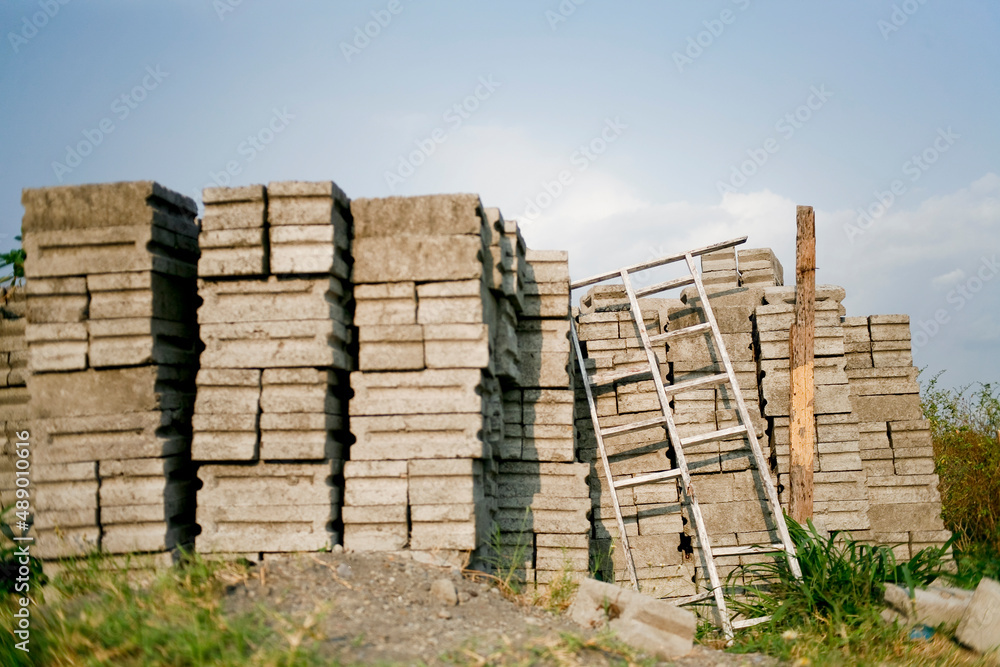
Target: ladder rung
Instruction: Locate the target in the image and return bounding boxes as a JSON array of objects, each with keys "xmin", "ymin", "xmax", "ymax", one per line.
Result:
[
  {"xmin": 663, "ymin": 373, "xmax": 730, "ymax": 396},
  {"xmin": 589, "ymin": 367, "xmax": 652, "ymax": 386},
  {"xmin": 613, "ymin": 468, "xmax": 682, "ymax": 489},
  {"xmin": 680, "ymin": 425, "xmax": 748, "ymax": 448},
  {"xmin": 712, "ymin": 544, "xmax": 786, "ymax": 557},
  {"xmin": 732, "ymin": 615, "xmax": 772, "ymax": 630},
  {"xmin": 634, "ymin": 275, "xmax": 695, "ymax": 298},
  {"xmin": 600, "ymin": 415, "xmax": 669, "ymax": 438},
  {"xmin": 648, "ymin": 322, "xmax": 712, "ymax": 345}
]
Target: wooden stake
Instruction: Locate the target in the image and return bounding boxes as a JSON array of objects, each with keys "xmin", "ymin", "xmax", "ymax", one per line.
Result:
[{"xmin": 789, "ymin": 206, "xmax": 816, "ymax": 523}]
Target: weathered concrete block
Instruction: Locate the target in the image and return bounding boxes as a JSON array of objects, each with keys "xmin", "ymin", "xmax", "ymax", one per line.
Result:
[
  {"xmin": 22, "ymin": 181, "xmax": 196, "ymax": 232},
  {"xmin": 269, "ymin": 225, "xmax": 350, "ymax": 277},
  {"xmin": 354, "ymin": 282, "xmax": 416, "ymax": 325},
  {"xmin": 353, "ymin": 236, "xmax": 484, "ymax": 283},
  {"xmin": 28, "ymin": 366, "xmax": 191, "ymax": 419},
  {"xmin": 349, "ymin": 369, "xmax": 483, "ymax": 416},
  {"xmin": 198, "ymin": 463, "xmax": 334, "ymax": 507},
  {"xmin": 88, "ymin": 318, "xmax": 198, "ymax": 368},
  {"xmin": 87, "ymin": 271, "xmax": 196, "ymax": 322},
  {"xmin": 350, "ymin": 194, "xmax": 485, "ymax": 238},
  {"xmin": 956, "ymin": 577, "xmax": 1000, "ymax": 654},
  {"xmin": 197, "ymin": 277, "xmax": 347, "ymax": 324},
  {"xmin": 349, "ymin": 413, "xmax": 485, "ymax": 460},
  {"xmin": 569, "ymin": 578, "xmax": 695, "ymax": 659},
  {"xmin": 884, "ymin": 583, "xmax": 974, "ymax": 628},
  {"xmin": 343, "ymin": 522, "xmax": 408, "ymax": 551},
  {"xmin": 32, "ymin": 410, "xmax": 190, "ymax": 463},
  {"xmin": 197, "ymin": 506, "xmax": 333, "ymax": 553},
  {"xmin": 200, "ymin": 320, "xmax": 350, "ymax": 369},
  {"xmin": 260, "ymin": 368, "xmax": 339, "ymax": 414}
]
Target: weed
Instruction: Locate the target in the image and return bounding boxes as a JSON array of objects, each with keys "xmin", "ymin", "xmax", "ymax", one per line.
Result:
[{"xmin": 484, "ymin": 511, "xmax": 532, "ymax": 597}]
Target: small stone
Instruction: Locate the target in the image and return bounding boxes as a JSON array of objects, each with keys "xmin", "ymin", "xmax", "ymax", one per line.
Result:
[
  {"xmin": 332, "ymin": 544, "xmax": 344, "ymax": 553},
  {"xmin": 458, "ymin": 591, "xmax": 470, "ymax": 603},
  {"xmin": 437, "ymin": 610, "xmax": 452, "ymax": 620},
  {"xmin": 337, "ymin": 563, "xmax": 353, "ymax": 579},
  {"xmin": 431, "ymin": 578, "xmax": 459, "ymax": 606}
]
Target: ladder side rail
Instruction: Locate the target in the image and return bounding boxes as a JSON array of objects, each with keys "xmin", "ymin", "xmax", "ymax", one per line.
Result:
[
  {"xmin": 571, "ymin": 237, "xmax": 749, "ymax": 290},
  {"xmin": 570, "ymin": 318, "xmax": 640, "ymax": 589},
  {"xmin": 683, "ymin": 254, "xmax": 803, "ymax": 579},
  {"xmin": 620, "ymin": 269, "xmax": 734, "ymax": 639}
]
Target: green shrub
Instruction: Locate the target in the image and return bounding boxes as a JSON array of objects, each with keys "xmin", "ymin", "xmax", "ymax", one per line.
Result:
[{"xmin": 922, "ymin": 374, "xmax": 1000, "ymax": 584}]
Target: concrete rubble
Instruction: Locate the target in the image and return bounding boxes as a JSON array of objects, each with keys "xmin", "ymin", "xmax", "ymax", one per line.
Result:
[{"xmin": 569, "ymin": 577, "xmax": 695, "ymax": 659}]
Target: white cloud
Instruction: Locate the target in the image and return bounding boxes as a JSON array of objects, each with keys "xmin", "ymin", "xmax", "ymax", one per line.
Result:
[{"xmin": 932, "ymin": 268, "xmax": 965, "ymax": 289}]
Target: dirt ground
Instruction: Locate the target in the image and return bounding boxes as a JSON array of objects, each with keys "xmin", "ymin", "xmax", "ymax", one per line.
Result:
[{"xmin": 220, "ymin": 549, "xmax": 778, "ymax": 666}]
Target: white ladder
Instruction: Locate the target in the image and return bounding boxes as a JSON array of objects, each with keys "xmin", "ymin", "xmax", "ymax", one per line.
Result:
[{"xmin": 570, "ymin": 236, "xmax": 801, "ymax": 638}]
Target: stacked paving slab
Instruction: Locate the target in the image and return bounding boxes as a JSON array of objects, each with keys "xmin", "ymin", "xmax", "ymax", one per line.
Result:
[
  {"xmin": 344, "ymin": 194, "xmax": 501, "ymax": 558},
  {"xmin": 576, "ymin": 287, "xmax": 694, "ymax": 598},
  {"xmin": 0, "ymin": 287, "xmax": 30, "ymax": 511},
  {"xmin": 500, "ymin": 247, "xmax": 590, "ymax": 585},
  {"xmin": 21, "ymin": 182, "xmax": 201, "ymax": 562},
  {"xmin": 193, "ymin": 182, "xmax": 352, "ymax": 556},
  {"xmin": 344, "ymin": 196, "xmax": 590, "ymax": 581},
  {"xmin": 573, "ymin": 246, "xmax": 947, "ymax": 596},
  {"xmin": 754, "ymin": 285, "xmax": 871, "ymax": 535},
  {"xmin": 843, "ymin": 315, "xmax": 948, "ymax": 557}
]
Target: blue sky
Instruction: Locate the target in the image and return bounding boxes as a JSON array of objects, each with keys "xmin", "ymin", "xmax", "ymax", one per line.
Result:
[{"xmin": 1, "ymin": 1, "xmax": 997, "ymax": 387}]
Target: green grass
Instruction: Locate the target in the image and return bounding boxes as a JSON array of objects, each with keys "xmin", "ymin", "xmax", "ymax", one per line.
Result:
[
  {"xmin": 715, "ymin": 519, "xmax": 984, "ymax": 665},
  {"xmin": 0, "ymin": 552, "xmax": 330, "ymax": 667}
]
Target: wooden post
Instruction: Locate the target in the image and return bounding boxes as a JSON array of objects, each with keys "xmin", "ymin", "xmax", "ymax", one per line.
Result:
[{"xmin": 789, "ymin": 205, "xmax": 816, "ymax": 523}]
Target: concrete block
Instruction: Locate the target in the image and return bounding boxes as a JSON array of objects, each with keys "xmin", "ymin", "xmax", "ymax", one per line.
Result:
[
  {"xmin": 350, "ymin": 194, "xmax": 484, "ymax": 238},
  {"xmin": 349, "ymin": 413, "xmax": 485, "ymax": 460},
  {"xmin": 852, "ymin": 394, "xmax": 922, "ymax": 422},
  {"xmin": 423, "ymin": 324, "xmax": 490, "ymax": 368},
  {"xmin": 884, "ymin": 582, "xmax": 974, "ymax": 628},
  {"xmin": 197, "ymin": 277, "xmax": 348, "ymax": 324},
  {"xmin": 28, "ymin": 366, "xmax": 191, "ymax": 419},
  {"xmin": 198, "ymin": 246, "xmax": 267, "ymax": 278},
  {"xmin": 343, "ymin": 522, "xmax": 408, "ymax": 551},
  {"xmin": 354, "ymin": 282, "xmax": 416, "ymax": 325},
  {"xmin": 260, "ymin": 370, "xmax": 338, "ymax": 414},
  {"xmin": 269, "ymin": 225, "xmax": 350, "ymax": 276},
  {"xmin": 197, "ymin": 463, "xmax": 334, "ymax": 507},
  {"xmin": 201, "ymin": 199, "xmax": 266, "ymax": 232},
  {"xmin": 569, "ymin": 578, "xmax": 695, "ymax": 659},
  {"xmin": 955, "ymin": 577, "xmax": 1000, "ymax": 654},
  {"xmin": 22, "ymin": 181, "xmax": 196, "ymax": 232},
  {"xmin": 268, "ymin": 180, "xmax": 348, "ymax": 204},
  {"xmin": 32, "ymin": 410, "xmax": 190, "ymax": 464},
  {"xmin": 87, "ymin": 272, "xmax": 196, "ymax": 322},
  {"xmin": 349, "ymin": 369, "xmax": 483, "ymax": 416},
  {"xmin": 268, "ymin": 194, "xmax": 348, "ymax": 235},
  {"xmin": 353, "ymin": 236, "xmax": 483, "ymax": 283},
  {"xmin": 197, "ymin": 506, "xmax": 332, "ymax": 553},
  {"xmin": 88, "ymin": 318, "xmax": 198, "ymax": 368},
  {"xmin": 200, "ymin": 320, "xmax": 350, "ymax": 369}
]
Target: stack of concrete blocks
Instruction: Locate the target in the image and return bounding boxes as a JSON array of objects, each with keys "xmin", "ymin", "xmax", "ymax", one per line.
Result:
[
  {"xmin": 20, "ymin": 182, "xmax": 201, "ymax": 563},
  {"xmin": 344, "ymin": 194, "xmax": 502, "ymax": 561},
  {"xmin": 193, "ymin": 181, "xmax": 352, "ymax": 556},
  {"xmin": 574, "ymin": 285, "xmax": 694, "ymax": 598},
  {"xmin": 668, "ymin": 249, "xmax": 777, "ymax": 588},
  {"xmin": 498, "ymin": 246, "xmax": 590, "ymax": 586},
  {"xmin": 754, "ymin": 285, "xmax": 871, "ymax": 536},
  {"xmin": 842, "ymin": 315, "xmax": 948, "ymax": 557},
  {"xmin": 0, "ymin": 287, "xmax": 30, "ymax": 511}
]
